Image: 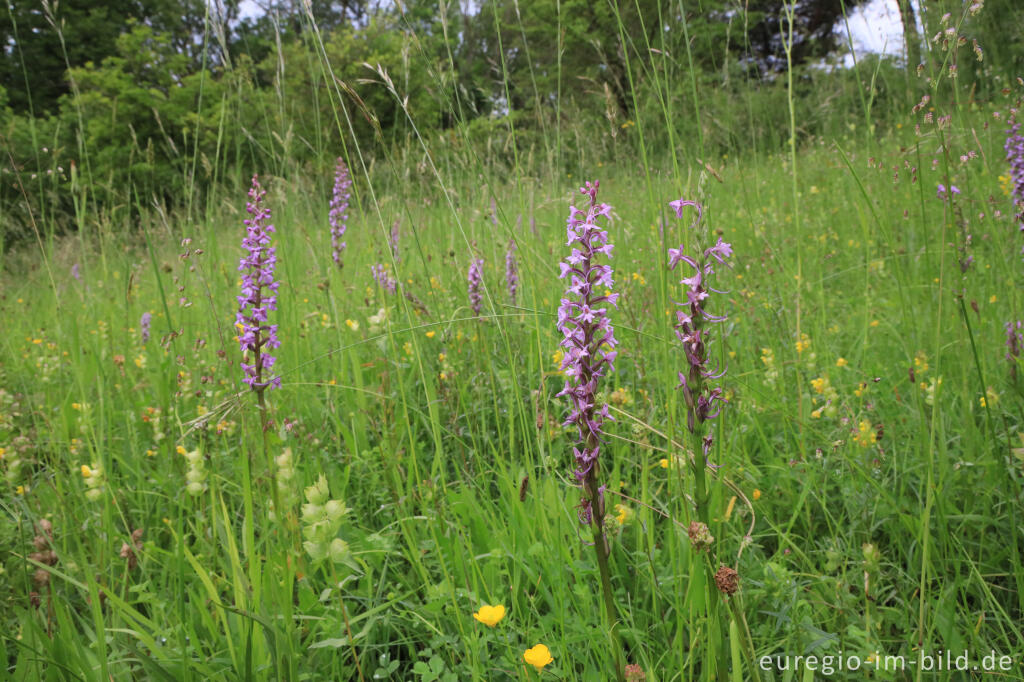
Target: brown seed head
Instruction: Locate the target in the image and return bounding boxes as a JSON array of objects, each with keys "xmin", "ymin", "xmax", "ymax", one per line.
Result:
[{"xmin": 714, "ymin": 565, "xmax": 739, "ymax": 595}]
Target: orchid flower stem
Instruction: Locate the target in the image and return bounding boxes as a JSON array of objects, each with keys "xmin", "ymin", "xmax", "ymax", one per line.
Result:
[{"xmin": 585, "ymin": 470, "xmax": 624, "ymax": 682}]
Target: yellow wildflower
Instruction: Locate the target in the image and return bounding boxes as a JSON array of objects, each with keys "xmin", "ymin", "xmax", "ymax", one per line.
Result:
[
  {"xmin": 524, "ymin": 644, "xmax": 553, "ymax": 671},
  {"xmin": 836, "ymin": 357, "xmax": 848, "ymax": 367},
  {"xmin": 856, "ymin": 420, "xmax": 877, "ymax": 448},
  {"xmin": 472, "ymin": 604, "xmax": 506, "ymax": 627},
  {"xmin": 425, "ymin": 331, "xmax": 436, "ymax": 338},
  {"xmin": 752, "ymin": 489, "xmax": 762, "ymax": 501}
]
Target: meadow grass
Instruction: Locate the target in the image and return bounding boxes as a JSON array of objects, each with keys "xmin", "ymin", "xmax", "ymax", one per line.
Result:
[{"xmin": 2, "ymin": 5, "xmax": 1024, "ymax": 681}]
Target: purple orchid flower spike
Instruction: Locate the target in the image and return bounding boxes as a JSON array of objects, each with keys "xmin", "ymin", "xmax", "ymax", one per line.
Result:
[
  {"xmin": 468, "ymin": 258, "xmax": 484, "ymax": 316},
  {"xmin": 558, "ymin": 180, "xmax": 619, "ymax": 526},
  {"xmin": 237, "ymin": 175, "xmax": 281, "ymax": 392},
  {"xmin": 667, "ymin": 199, "xmax": 732, "ymax": 468},
  {"xmin": 505, "ymin": 238, "xmax": 519, "ymax": 305},
  {"xmin": 329, "ymin": 158, "xmax": 351, "ymax": 268},
  {"xmin": 1006, "ymin": 121, "xmax": 1024, "ymax": 233}
]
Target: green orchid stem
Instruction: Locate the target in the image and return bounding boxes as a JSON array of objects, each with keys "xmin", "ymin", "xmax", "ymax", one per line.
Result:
[
  {"xmin": 585, "ymin": 472, "xmax": 625, "ymax": 682},
  {"xmin": 692, "ymin": 432, "xmax": 727, "ymax": 682}
]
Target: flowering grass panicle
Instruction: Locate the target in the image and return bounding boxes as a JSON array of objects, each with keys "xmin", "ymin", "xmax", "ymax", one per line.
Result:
[
  {"xmin": 467, "ymin": 257, "xmax": 484, "ymax": 315},
  {"xmin": 237, "ymin": 174, "xmax": 281, "ymax": 391},
  {"xmin": 505, "ymin": 238, "xmax": 518, "ymax": 305},
  {"xmin": 667, "ymin": 199, "xmax": 732, "ymax": 457},
  {"xmin": 329, "ymin": 158, "xmax": 351, "ymax": 268}
]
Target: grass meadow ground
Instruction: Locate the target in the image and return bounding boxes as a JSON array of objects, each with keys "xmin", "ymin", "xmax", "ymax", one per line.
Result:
[{"xmin": 2, "ymin": 8, "xmax": 1024, "ymax": 682}]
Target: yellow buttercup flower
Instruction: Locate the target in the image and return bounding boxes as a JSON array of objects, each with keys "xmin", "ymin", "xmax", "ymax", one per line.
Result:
[
  {"xmin": 836, "ymin": 357, "xmax": 848, "ymax": 367},
  {"xmin": 752, "ymin": 489, "xmax": 762, "ymax": 501},
  {"xmin": 524, "ymin": 644, "xmax": 553, "ymax": 671},
  {"xmin": 472, "ymin": 604, "xmax": 506, "ymax": 627}
]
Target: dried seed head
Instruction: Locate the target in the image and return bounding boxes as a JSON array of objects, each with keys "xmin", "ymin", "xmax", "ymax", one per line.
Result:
[{"xmin": 714, "ymin": 565, "xmax": 739, "ymax": 595}]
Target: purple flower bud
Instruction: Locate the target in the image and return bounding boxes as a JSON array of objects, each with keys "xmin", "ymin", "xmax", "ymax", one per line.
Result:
[
  {"xmin": 140, "ymin": 312, "xmax": 152, "ymax": 344},
  {"xmin": 237, "ymin": 175, "xmax": 281, "ymax": 391}
]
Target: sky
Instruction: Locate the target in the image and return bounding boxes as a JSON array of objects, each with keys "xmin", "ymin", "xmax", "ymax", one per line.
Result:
[
  {"xmin": 843, "ymin": 0, "xmax": 913, "ymax": 64},
  {"xmin": 236, "ymin": 0, "xmax": 912, "ymax": 64}
]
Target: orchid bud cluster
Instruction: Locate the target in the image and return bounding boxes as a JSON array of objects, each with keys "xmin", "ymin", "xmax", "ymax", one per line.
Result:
[
  {"xmin": 329, "ymin": 158, "xmax": 351, "ymax": 268},
  {"xmin": 667, "ymin": 200, "xmax": 732, "ymax": 461},
  {"xmin": 556, "ymin": 181, "xmax": 619, "ymax": 521},
  {"xmin": 237, "ymin": 175, "xmax": 281, "ymax": 391}
]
